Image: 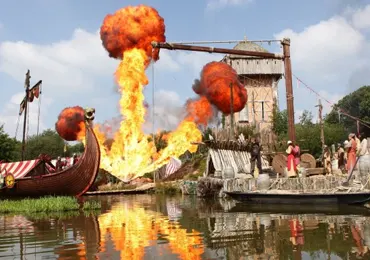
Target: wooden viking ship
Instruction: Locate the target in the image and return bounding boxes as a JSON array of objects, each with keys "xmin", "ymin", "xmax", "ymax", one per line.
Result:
[{"xmin": 0, "ymin": 108, "xmax": 100, "ymax": 197}]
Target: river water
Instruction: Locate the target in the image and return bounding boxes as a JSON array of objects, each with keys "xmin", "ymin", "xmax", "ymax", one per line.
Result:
[{"xmin": 1, "ymin": 194, "xmax": 370, "ymax": 259}]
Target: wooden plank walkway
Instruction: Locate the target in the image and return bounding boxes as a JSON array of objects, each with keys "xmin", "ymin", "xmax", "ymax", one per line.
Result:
[{"xmin": 84, "ymin": 183, "xmax": 155, "ymax": 196}]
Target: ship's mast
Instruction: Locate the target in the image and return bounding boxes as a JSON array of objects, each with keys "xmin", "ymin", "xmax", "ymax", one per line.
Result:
[
  {"xmin": 20, "ymin": 70, "xmax": 42, "ymax": 160},
  {"xmin": 21, "ymin": 70, "xmax": 31, "ymax": 161}
]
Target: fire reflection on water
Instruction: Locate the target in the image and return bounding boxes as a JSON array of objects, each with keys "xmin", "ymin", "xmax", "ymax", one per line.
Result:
[
  {"xmin": 2, "ymin": 196, "xmax": 370, "ymax": 259},
  {"xmin": 97, "ymin": 198, "xmax": 204, "ymax": 260}
]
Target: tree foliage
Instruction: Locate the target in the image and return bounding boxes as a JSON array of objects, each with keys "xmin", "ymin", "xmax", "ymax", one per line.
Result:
[
  {"xmin": 271, "ymin": 109, "xmax": 347, "ymax": 158},
  {"xmin": 325, "ymin": 85, "xmax": 370, "ymax": 136},
  {"xmin": 271, "ymin": 105, "xmax": 288, "ymax": 137},
  {"xmin": 24, "ymin": 129, "xmax": 70, "ymax": 160},
  {"xmin": 0, "ymin": 125, "xmax": 21, "ymax": 162}
]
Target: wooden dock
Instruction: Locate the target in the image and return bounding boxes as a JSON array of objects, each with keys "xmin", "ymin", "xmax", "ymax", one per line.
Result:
[{"xmin": 84, "ymin": 183, "xmax": 155, "ymax": 196}]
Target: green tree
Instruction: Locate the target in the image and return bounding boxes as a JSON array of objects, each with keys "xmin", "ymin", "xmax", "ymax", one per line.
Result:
[
  {"xmin": 0, "ymin": 124, "xmax": 21, "ymax": 162},
  {"xmin": 67, "ymin": 142, "xmax": 84, "ymax": 155},
  {"xmin": 299, "ymin": 110, "xmax": 314, "ymax": 126},
  {"xmin": 24, "ymin": 129, "xmax": 65, "ymax": 160},
  {"xmin": 271, "ymin": 106, "xmax": 288, "ymax": 137},
  {"xmin": 271, "ymin": 109, "xmax": 347, "ymax": 158},
  {"xmin": 325, "ymin": 85, "xmax": 370, "ymax": 136}
]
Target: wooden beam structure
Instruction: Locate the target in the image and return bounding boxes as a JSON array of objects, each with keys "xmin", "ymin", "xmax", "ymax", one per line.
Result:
[{"xmin": 151, "ymin": 39, "xmax": 296, "ymax": 141}]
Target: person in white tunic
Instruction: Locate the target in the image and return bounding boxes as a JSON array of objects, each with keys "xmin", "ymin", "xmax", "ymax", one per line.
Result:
[{"xmin": 358, "ymin": 133, "xmax": 370, "ymax": 177}]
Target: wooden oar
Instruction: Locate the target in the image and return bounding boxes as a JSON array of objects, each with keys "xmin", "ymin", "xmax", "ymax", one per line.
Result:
[{"xmin": 342, "ymin": 156, "xmax": 361, "ymax": 187}]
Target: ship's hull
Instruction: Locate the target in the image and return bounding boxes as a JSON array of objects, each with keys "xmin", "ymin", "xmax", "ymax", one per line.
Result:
[{"xmin": 0, "ymin": 125, "xmax": 100, "ymax": 198}]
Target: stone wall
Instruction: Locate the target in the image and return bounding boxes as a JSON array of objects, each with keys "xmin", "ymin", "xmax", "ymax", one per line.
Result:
[
  {"xmin": 223, "ymin": 175, "xmax": 370, "ymax": 194},
  {"xmin": 196, "ymin": 175, "xmax": 370, "ymax": 197}
]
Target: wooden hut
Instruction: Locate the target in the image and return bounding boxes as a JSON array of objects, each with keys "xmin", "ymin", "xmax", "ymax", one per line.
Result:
[
  {"xmin": 204, "ymin": 140, "xmax": 271, "ymax": 177},
  {"xmin": 221, "ymin": 40, "xmax": 284, "ymax": 144}
]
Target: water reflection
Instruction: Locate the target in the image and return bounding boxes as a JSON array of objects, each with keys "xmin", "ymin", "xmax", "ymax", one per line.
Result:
[
  {"xmin": 97, "ymin": 196, "xmax": 204, "ymax": 259},
  {"xmin": 1, "ymin": 195, "xmax": 370, "ymax": 259}
]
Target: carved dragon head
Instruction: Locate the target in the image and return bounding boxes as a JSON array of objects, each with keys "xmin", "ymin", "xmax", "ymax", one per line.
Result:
[{"xmin": 84, "ymin": 107, "xmax": 95, "ymax": 123}]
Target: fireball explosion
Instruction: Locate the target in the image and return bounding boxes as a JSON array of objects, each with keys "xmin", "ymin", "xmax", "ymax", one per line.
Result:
[
  {"xmin": 56, "ymin": 5, "xmax": 248, "ymax": 182},
  {"xmin": 95, "ymin": 5, "xmax": 207, "ymax": 181}
]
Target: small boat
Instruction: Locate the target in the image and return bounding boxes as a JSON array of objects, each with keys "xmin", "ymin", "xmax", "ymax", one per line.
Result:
[
  {"xmin": 224, "ymin": 190, "xmax": 370, "ymax": 206},
  {"xmin": 0, "ymin": 108, "xmax": 100, "ymax": 197}
]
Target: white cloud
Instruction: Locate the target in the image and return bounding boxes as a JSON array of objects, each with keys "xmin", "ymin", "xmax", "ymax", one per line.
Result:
[
  {"xmin": 0, "ymin": 29, "xmax": 183, "ymax": 99},
  {"xmin": 317, "ymin": 90, "xmax": 344, "ymax": 115},
  {"xmin": 0, "ymin": 92, "xmax": 53, "ymax": 138},
  {"xmin": 100, "ymin": 89, "xmax": 185, "ymax": 137},
  {"xmin": 0, "ymin": 28, "xmax": 216, "ymax": 137},
  {"xmin": 176, "ymin": 52, "xmax": 223, "ymax": 76},
  {"xmin": 206, "ymin": 0, "xmax": 253, "ymax": 9},
  {"xmin": 275, "ymin": 16, "xmax": 366, "ymax": 79},
  {"xmin": 274, "ymin": 4, "xmax": 370, "ymax": 116},
  {"xmin": 351, "ymin": 5, "xmax": 370, "ymax": 29}
]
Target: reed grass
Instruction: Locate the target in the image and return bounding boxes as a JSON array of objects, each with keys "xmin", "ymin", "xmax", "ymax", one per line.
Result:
[
  {"xmin": 82, "ymin": 200, "xmax": 102, "ymax": 210},
  {"xmin": 0, "ymin": 196, "xmax": 101, "ymax": 214}
]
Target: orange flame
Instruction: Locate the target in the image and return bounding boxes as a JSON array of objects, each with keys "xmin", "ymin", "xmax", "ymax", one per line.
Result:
[
  {"xmin": 186, "ymin": 96, "xmax": 214, "ymax": 127},
  {"xmin": 97, "ymin": 5, "xmax": 203, "ymax": 181}
]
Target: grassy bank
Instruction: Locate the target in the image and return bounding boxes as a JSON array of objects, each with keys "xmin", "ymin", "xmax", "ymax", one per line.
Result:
[
  {"xmin": 0, "ymin": 196, "xmax": 101, "ymax": 214},
  {"xmin": 154, "ymin": 182, "xmax": 182, "ymax": 195}
]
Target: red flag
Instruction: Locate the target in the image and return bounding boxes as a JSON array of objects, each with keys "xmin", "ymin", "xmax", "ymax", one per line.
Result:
[
  {"xmin": 28, "ymin": 90, "xmax": 34, "ymax": 102},
  {"xmin": 19, "ymin": 98, "xmax": 26, "ymax": 115},
  {"xmin": 28, "ymin": 81, "xmax": 41, "ymax": 102}
]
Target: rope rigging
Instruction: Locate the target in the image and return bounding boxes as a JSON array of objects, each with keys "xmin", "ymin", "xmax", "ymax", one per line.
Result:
[
  {"xmin": 292, "ymin": 74, "xmax": 370, "ymax": 130},
  {"xmin": 14, "ymin": 114, "xmax": 20, "ymax": 139}
]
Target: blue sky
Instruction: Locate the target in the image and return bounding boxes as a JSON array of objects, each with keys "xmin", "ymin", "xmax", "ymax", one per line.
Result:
[{"xmin": 0, "ymin": 0, "xmax": 370, "ymax": 138}]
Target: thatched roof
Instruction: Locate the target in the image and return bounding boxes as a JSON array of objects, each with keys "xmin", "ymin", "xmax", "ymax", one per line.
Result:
[{"xmin": 222, "ymin": 41, "xmax": 270, "ymax": 59}]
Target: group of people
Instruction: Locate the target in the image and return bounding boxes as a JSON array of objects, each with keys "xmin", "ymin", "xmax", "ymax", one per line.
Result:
[
  {"xmin": 336, "ymin": 133, "xmax": 369, "ymax": 174},
  {"xmin": 249, "ymin": 138, "xmax": 301, "ymax": 177},
  {"xmin": 55, "ymin": 153, "xmax": 80, "ymax": 171},
  {"xmin": 248, "ymin": 132, "xmax": 369, "ymax": 177}
]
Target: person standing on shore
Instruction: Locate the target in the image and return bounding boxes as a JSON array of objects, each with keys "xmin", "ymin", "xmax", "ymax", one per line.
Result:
[
  {"xmin": 250, "ymin": 137, "xmax": 262, "ymax": 176},
  {"xmin": 286, "ymin": 141, "xmax": 297, "ymax": 178},
  {"xmin": 323, "ymin": 145, "xmax": 332, "ymax": 175},
  {"xmin": 293, "ymin": 142, "xmax": 301, "ymax": 169},
  {"xmin": 347, "ymin": 133, "xmax": 358, "ymax": 173},
  {"xmin": 337, "ymin": 143, "xmax": 345, "ymax": 170}
]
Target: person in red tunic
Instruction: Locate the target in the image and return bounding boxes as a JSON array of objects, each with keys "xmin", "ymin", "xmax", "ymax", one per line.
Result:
[
  {"xmin": 286, "ymin": 141, "xmax": 297, "ymax": 177},
  {"xmin": 347, "ymin": 133, "xmax": 357, "ymax": 173}
]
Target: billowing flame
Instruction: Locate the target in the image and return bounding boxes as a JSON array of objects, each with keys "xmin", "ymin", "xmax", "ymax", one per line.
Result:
[
  {"xmin": 193, "ymin": 61, "xmax": 247, "ymax": 114},
  {"xmin": 96, "ymin": 5, "xmax": 202, "ymax": 181},
  {"xmin": 98, "ymin": 202, "xmax": 204, "ymax": 259},
  {"xmin": 55, "ymin": 106, "xmax": 85, "ymax": 141},
  {"xmin": 185, "ymin": 96, "xmax": 214, "ymax": 127}
]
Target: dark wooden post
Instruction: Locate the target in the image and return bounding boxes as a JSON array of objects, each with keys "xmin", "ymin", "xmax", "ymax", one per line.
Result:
[
  {"xmin": 21, "ymin": 70, "xmax": 30, "ymax": 161},
  {"xmin": 316, "ymin": 99, "xmax": 325, "ymax": 149},
  {"xmin": 229, "ymin": 83, "xmax": 234, "ymax": 140},
  {"xmin": 281, "ymin": 38, "xmax": 296, "ymax": 142}
]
